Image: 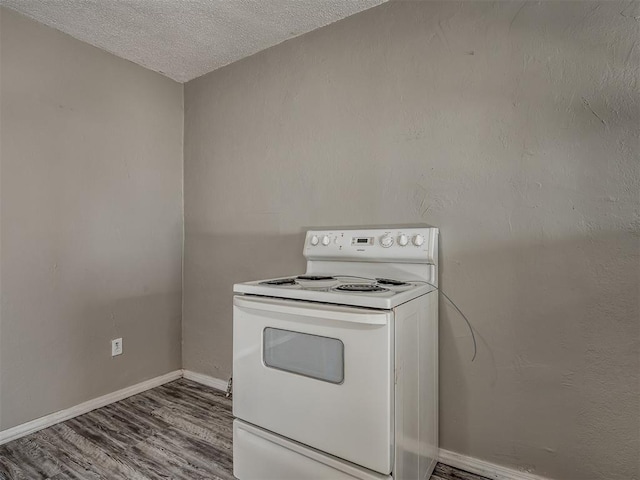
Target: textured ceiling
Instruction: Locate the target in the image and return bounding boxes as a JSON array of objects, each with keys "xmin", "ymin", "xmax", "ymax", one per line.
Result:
[{"xmin": 0, "ymin": 0, "xmax": 386, "ymax": 82}]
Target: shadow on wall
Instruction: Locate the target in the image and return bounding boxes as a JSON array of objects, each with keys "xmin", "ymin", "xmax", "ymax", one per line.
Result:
[
  {"xmin": 182, "ymin": 230, "xmax": 307, "ymax": 378},
  {"xmin": 80, "ymin": 290, "xmax": 183, "ymax": 381},
  {"xmin": 438, "ymin": 226, "xmax": 639, "ymax": 477},
  {"xmin": 0, "ymin": 290, "xmax": 181, "ymax": 431}
]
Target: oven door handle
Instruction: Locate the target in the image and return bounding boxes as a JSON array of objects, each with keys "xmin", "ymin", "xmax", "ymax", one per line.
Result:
[{"xmin": 233, "ymin": 296, "xmax": 389, "ymax": 325}]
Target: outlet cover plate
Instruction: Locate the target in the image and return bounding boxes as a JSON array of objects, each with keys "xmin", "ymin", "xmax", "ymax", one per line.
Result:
[{"xmin": 111, "ymin": 338, "xmax": 123, "ymax": 356}]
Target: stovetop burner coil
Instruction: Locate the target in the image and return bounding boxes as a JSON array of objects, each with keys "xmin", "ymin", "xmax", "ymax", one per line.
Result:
[
  {"xmin": 297, "ymin": 275, "xmax": 336, "ymax": 281},
  {"xmin": 375, "ymin": 278, "xmax": 410, "ymax": 286},
  {"xmin": 335, "ymin": 284, "xmax": 390, "ymax": 293},
  {"xmin": 260, "ymin": 278, "xmax": 297, "ymax": 286}
]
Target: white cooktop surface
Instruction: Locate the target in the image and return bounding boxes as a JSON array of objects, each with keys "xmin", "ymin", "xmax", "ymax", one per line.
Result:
[{"xmin": 234, "ymin": 275, "xmax": 436, "ymax": 309}]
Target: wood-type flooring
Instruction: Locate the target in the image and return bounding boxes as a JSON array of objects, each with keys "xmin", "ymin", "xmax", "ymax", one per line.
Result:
[{"xmin": 0, "ymin": 379, "xmax": 488, "ymax": 480}]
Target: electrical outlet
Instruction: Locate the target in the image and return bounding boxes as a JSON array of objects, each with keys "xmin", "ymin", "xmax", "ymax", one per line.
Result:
[{"xmin": 111, "ymin": 338, "xmax": 123, "ymax": 356}]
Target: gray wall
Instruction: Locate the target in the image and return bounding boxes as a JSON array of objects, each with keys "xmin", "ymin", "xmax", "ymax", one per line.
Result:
[
  {"xmin": 0, "ymin": 8, "xmax": 183, "ymax": 430},
  {"xmin": 183, "ymin": 2, "xmax": 639, "ymax": 479}
]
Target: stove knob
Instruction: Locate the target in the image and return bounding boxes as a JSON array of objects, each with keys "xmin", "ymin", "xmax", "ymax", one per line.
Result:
[
  {"xmin": 412, "ymin": 234, "xmax": 425, "ymax": 246},
  {"xmin": 380, "ymin": 234, "xmax": 394, "ymax": 248},
  {"xmin": 398, "ymin": 234, "xmax": 409, "ymax": 246},
  {"xmin": 310, "ymin": 235, "xmax": 319, "ymax": 246},
  {"xmin": 321, "ymin": 235, "xmax": 331, "ymax": 246}
]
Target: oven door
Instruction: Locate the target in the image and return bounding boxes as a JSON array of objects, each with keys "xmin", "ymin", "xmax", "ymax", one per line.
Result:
[{"xmin": 233, "ymin": 295, "xmax": 394, "ymax": 475}]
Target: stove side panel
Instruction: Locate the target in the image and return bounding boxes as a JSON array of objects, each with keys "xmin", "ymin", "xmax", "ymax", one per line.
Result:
[{"xmin": 394, "ymin": 292, "xmax": 438, "ymax": 479}]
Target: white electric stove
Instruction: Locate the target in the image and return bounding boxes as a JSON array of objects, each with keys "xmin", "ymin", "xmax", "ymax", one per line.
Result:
[{"xmin": 232, "ymin": 226, "xmax": 439, "ymax": 480}]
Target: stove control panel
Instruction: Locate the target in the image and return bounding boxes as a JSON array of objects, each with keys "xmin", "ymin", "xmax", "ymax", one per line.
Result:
[{"xmin": 304, "ymin": 227, "xmax": 438, "ymax": 264}]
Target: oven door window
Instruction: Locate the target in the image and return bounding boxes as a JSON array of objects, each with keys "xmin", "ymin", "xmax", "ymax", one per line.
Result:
[{"xmin": 263, "ymin": 328, "xmax": 344, "ymax": 384}]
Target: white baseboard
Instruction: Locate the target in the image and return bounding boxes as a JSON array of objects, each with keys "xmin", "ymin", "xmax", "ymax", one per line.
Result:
[
  {"xmin": 0, "ymin": 369, "xmax": 182, "ymax": 446},
  {"xmin": 182, "ymin": 369, "xmax": 229, "ymax": 392},
  {"xmin": 439, "ymin": 449, "xmax": 552, "ymax": 480}
]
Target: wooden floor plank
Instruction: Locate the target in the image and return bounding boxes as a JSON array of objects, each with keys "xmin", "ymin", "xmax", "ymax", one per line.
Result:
[
  {"xmin": 0, "ymin": 437, "xmax": 62, "ymax": 479},
  {"xmin": 0, "ymin": 379, "xmax": 488, "ymax": 480},
  {"xmin": 152, "ymin": 404, "xmax": 233, "ymax": 451},
  {"xmin": 434, "ymin": 463, "xmax": 490, "ymax": 480}
]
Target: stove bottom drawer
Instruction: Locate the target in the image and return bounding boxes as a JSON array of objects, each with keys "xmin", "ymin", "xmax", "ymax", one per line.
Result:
[{"xmin": 233, "ymin": 420, "xmax": 391, "ymax": 480}]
